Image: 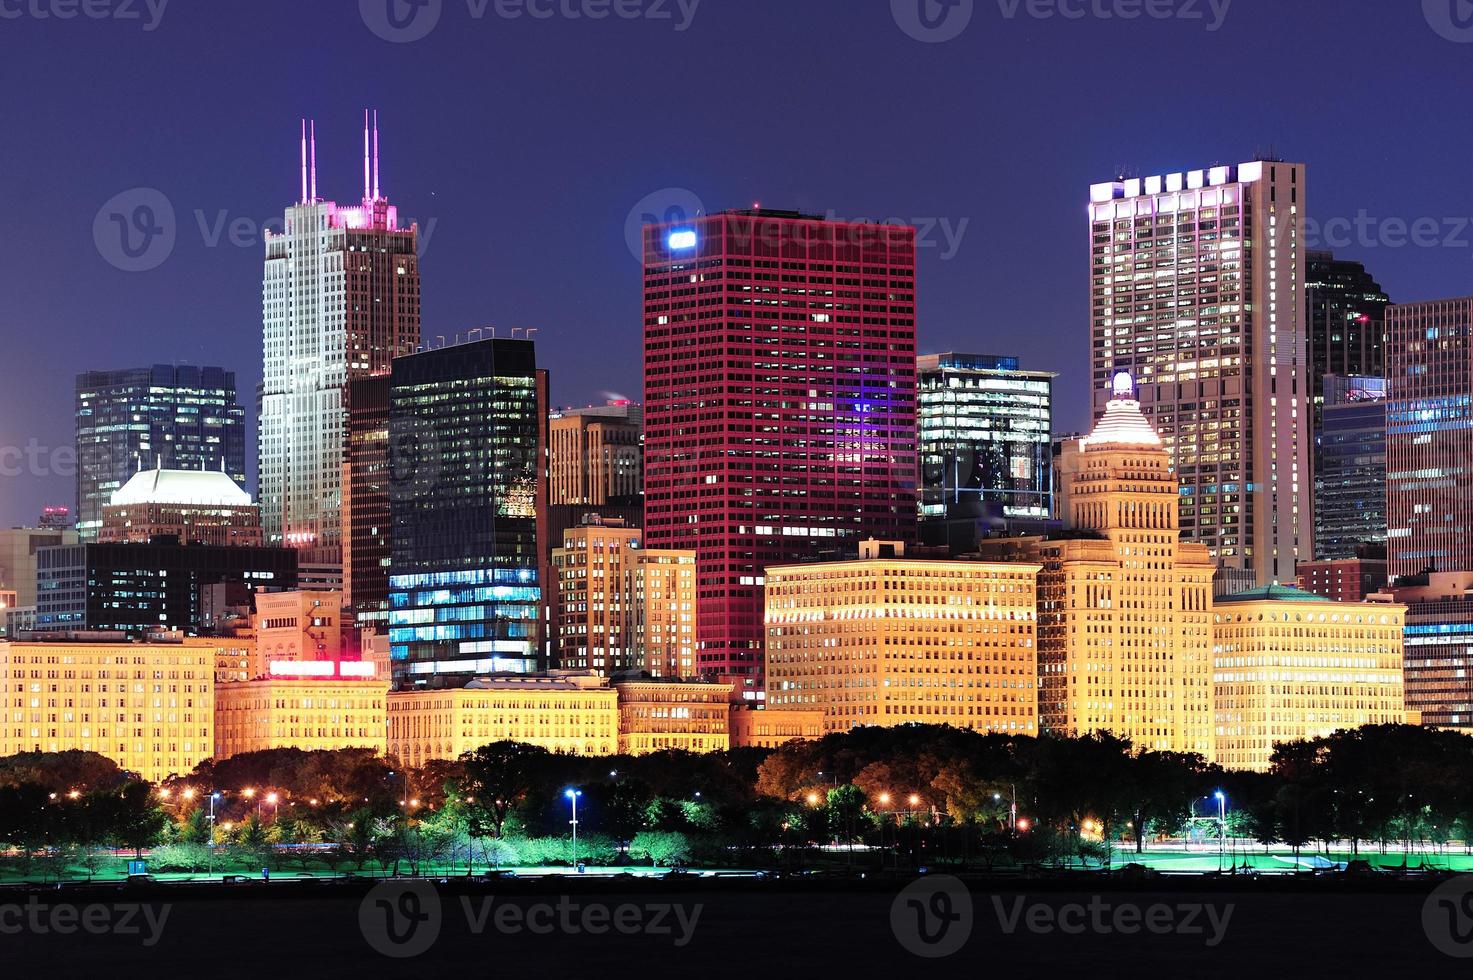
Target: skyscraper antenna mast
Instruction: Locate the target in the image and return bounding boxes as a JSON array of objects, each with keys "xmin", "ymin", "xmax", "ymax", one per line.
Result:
[
  {"xmin": 309, "ymin": 119, "xmax": 318, "ymax": 201},
  {"xmin": 299, "ymin": 119, "xmax": 307, "ymax": 204},
  {"xmin": 372, "ymin": 109, "xmax": 381, "ymax": 201},
  {"xmin": 363, "ymin": 109, "xmax": 371, "ymax": 203}
]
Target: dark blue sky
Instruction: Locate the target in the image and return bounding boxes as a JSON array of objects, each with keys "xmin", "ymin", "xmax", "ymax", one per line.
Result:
[{"xmin": 2, "ymin": 0, "xmax": 1470, "ymax": 526}]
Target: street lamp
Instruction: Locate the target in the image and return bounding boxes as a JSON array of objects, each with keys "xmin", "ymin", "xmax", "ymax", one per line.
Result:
[
  {"xmin": 565, "ymin": 789, "xmax": 583, "ymax": 872},
  {"xmin": 1214, "ymin": 791, "xmax": 1227, "ymax": 868}
]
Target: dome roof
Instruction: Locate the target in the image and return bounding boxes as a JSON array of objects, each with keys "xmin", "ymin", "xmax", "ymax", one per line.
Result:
[
  {"xmin": 110, "ymin": 468, "xmax": 252, "ymax": 507},
  {"xmin": 1080, "ymin": 396, "xmax": 1163, "ymax": 450},
  {"xmin": 1217, "ymin": 584, "xmax": 1334, "ymax": 604}
]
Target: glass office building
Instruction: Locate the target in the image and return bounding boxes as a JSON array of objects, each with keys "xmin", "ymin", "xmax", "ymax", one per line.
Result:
[
  {"xmin": 1314, "ymin": 374, "xmax": 1387, "ymax": 559},
  {"xmin": 388, "ymin": 338, "xmax": 545, "ymax": 688}
]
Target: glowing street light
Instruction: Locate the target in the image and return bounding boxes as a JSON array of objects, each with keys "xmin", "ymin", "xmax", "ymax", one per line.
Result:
[{"xmin": 564, "ymin": 789, "xmax": 583, "ymax": 872}]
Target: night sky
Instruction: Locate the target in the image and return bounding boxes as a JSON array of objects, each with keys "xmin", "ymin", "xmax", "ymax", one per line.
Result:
[{"xmin": 1, "ymin": 0, "xmax": 1469, "ymax": 526}]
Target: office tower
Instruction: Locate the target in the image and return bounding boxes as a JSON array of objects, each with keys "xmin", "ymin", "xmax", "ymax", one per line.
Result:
[
  {"xmin": 765, "ymin": 539, "xmax": 1039, "ymax": 735},
  {"xmin": 917, "ymin": 352, "xmax": 1055, "ymax": 545},
  {"xmin": 614, "ymin": 677, "xmax": 731, "ymax": 754},
  {"xmin": 1021, "ymin": 373, "xmax": 1215, "ymax": 755},
  {"xmin": 1307, "ymin": 251, "xmax": 1390, "ymax": 411},
  {"xmin": 1213, "ymin": 585, "xmax": 1406, "ymax": 771},
  {"xmin": 0, "ymin": 634, "xmax": 214, "ymax": 783},
  {"xmin": 1314, "ymin": 375, "xmax": 1387, "ymax": 559},
  {"xmin": 1386, "ymin": 297, "xmax": 1473, "ymax": 580},
  {"xmin": 548, "ymin": 402, "xmax": 644, "ymax": 507},
  {"xmin": 643, "ymin": 208, "xmax": 918, "ymax": 687},
  {"xmin": 99, "ymin": 467, "xmax": 262, "ymax": 547},
  {"xmin": 387, "ymin": 338, "xmax": 543, "ymax": 688},
  {"xmin": 1090, "ymin": 161, "xmax": 1309, "ymax": 584},
  {"xmin": 343, "ymin": 374, "xmax": 392, "ymax": 624},
  {"xmin": 0, "ymin": 526, "xmax": 79, "ymax": 607},
  {"xmin": 550, "ymin": 516, "xmax": 697, "ymax": 677},
  {"xmin": 259, "ymin": 113, "xmax": 420, "ymax": 566},
  {"xmin": 75, "ymin": 365, "xmax": 247, "ymax": 540},
  {"xmin": 34, "ymin": 539, "xmax": 297, "ymax": 634},
  {"xmin": 1371, "ymin": 571, "xmax": 1473, "ymax": 730}
]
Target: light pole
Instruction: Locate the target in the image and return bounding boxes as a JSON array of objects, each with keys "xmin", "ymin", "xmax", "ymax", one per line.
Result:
[
  {"xmin": 1214, "ymin": 791, "xmax": 1227, "ymax": 869},
  {"xmin": 565, "ymin": 789, "xmax": 582, "ymax": 872},
  {"xmin": 208, "ymin": 791, "xmax": 221, "ymax": 875}
]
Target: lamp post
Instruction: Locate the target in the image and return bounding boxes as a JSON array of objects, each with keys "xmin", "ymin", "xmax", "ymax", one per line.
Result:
[
  {"xmin": 565, "ymin": 789, "xmax": 582, "ymax": 872},
  {"xmin": 1214, "ymin": 791, "xmax": 1227, "ymax": 869}
]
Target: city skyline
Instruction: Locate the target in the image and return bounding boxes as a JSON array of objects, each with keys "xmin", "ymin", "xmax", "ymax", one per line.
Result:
[{"xmin": 4, "ymin": 1, "xmax": 1471, "ymax": 525}]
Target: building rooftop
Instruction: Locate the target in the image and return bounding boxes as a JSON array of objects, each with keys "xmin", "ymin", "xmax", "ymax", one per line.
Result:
[
  {"xmin": 1079, "ymin": 373, "xmax": 1163, "ymax": 450},
  {"xmin": 110, "ymin": 467, "xmax": 253, "ymax": 508},
  {"xmin": 1217, "ymin": 584, "xmax": 1335, "ymax": 604}
]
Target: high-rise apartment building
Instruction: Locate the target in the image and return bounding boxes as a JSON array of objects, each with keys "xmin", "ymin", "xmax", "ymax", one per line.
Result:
[
  {"xmin": 75, "ymin": 365, "xmax": 247, "ymax": 540},
  {"xmin": 548, "ymin": 402, "xmax": 643, "ymax": 507},
  {"xmin": 1314, "ymin": 375, "xmax": 1387, "ymax": 559},
  {"xmin": 1090, "ymin": 161, "xmax": 1309, "ymax": 584},
  {"xmin": 387, "ymin": 338, "xmax": 544, "ymax": 687},
  {"xmin": 643, "ymin": 208, "xmax": 918, "ymax": 686},
  {"xmin": 1004, "ymin": 374, "xmax": 1216, "ymax": 756},
  {"xmin": 1307, "ymin": 251, "xmax": 1389, "ymax": 411},
  {"xmin": 343, "ymin": 374, "xmax": 392, "ymax": 624},
  {"xmin": 917, "ymin": 352, "xmax": 1055, "ymax": 539},
  {"xmin": 259, "ymin": 114, "xmax": 420, "ymax": 566},
  {"xmin": 765, "ymin": 540, "xmax": 1039, "ymax": 735},
  {"xmin": 1386, "ymin": 297, "xmax": 1473, "ymax": 580}
]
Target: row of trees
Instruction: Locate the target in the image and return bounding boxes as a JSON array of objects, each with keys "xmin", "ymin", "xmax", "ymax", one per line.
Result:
[{"xmin": 4, "ymin": 724, "xmax": 1473, "ymax": 877}]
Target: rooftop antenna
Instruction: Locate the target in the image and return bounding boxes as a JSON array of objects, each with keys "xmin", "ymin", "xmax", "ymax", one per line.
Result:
[
  {"xmin": 510, "ymin": 327, "xmax": 523, "ymax": 339},
  {"xmin": 299, "ymin": 119, "xmax": 308, "ymax": 204},
  {"xmin": 363, "ymin": 109, "xmax": 372, "ymax": 203},
  {"xmin": 525, "ymin": 328, "xmax": 540, "ymax": 340},
  {"xmin": 372, "ymin": 109, "xmax": 381, "ymax": 201},
  {"xmin": 309, "ymin": 119, "xmax": 318, "ymax": 201}
]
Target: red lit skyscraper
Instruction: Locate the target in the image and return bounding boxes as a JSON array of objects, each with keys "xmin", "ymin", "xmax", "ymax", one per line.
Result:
[{"xmin": 642, "ymin": 209, "xmax": 918, "ymax": 690}]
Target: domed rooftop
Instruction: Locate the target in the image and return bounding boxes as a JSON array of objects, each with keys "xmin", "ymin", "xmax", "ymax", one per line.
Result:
[
  {"xmin": 1079, "ymin": 372, "xmax": 1163, "ymax": 450},
  {"xmin": 110, "ymin": 467, "xmax": 252, "ymax": 507},
  {"xmin": 1216, "ymin": 584, "xmax": 1334, "ymax": 604}
]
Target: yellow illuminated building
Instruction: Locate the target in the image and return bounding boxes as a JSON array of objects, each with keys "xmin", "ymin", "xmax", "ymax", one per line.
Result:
[
  {"xmin": 1214, "ymin": 586, "xmax": 1406, "ymax": 771},
  {"xmin": 184, "ymin": 635, "xmax": 261, "ymax": 685},
  {"xmin": 0, "ymin": 635, "xmax": 213, "ymax": 783},
  {"xmin": 996, "ymin": 374, "xmax": 1216, "ymax": 756},
  {"xmin": 764, "ymin": 541, "xmax": 1040, "ymax": 735},
  {"xmin": 614, "ymin": 677, "xmax": 731, "ymax": 754},
  {"xmin": 387, "ymin": 671, "xmax": 618, "ymax": 766},
  {"xmin": 214, "ymin": 661, "xmax": 386, "ymax": 761},
  {"xmin": 728, "ymin": 706, "xmax": 825, "ymax": 748}
]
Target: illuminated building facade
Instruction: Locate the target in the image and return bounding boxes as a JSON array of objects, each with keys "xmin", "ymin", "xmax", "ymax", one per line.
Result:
[
  {"xmin": 1369, "ymin": 571, "xmax": 1473, "ymax": 730},
  {"xmin": 549, "ymin": 402, "xmax": 643, "ymax": 507},
  {"xmin": 388, "ymin": 338, "xmax": 543, "ymax": 687},
  {"xmin": 0, "ymin": 526, "xmax": 78, "ymax": 607},
  {"xmin": 259, "ymin": 114, "xmax": 420, "ymax": 566},
  {"xmin": 75, "ymin": 365, "xmax": 247, "ymax": 541},
  {"xmin": 1090, "ymin": 161, "xmax": 1310, "ymax": 584},
  {"xmin": 643, "ymin": 208, "xmax": 918, "ymax": 687},
  {"xmin": 99, "ymin": 467, "xmax": 262, "ymax": 547},
  {"xmin": 386, "ymin": 671, "xmax": 618, "ymax": 766},
  {"xmin": 1307, "ymin": 251, "xmax": 1389, "ymax": 413},
  {"xmin": 184, "ymin": 635, "xmax": 262, "ymax": 685},
  {"xmin": 344, "ymin": 374, "xmax": 392, "ymax": 625},
  {"xmin": 1214, "ymin": 585, "xmax": 1406, "ymax": 771},
  {"xmin": 255, "ymin": 590, "xmax": 346, "ymax": 663},
  {"xmin": 1314, "ymin": 375, "xmax": 1387, "ymax": 559},
  {"xmin": 613, "ymin": 677, "xmax": 731, "ymax": 754},
  {"xmin": 727, "ymin": 706, "xmax": 825, "ymax": 748},
  {"xmin": 1296, "ymin": 552, "xmax": 1388, "ymax": 603},
  {"xmin": 0, "ymin": 635, "xmax": 213, "ymax": 783},
  {"xmin": 214, "ymin": 660, "xmax": 385, "ymax": 761},
  {"xmin": 1386, "ymin": 296, "xmax": 1473, "ymax": 580},
  {"xmin": 917, "ymin": 352, "xmax": 1056, "ymax": 531},
  {"xmin": 1033, "ymin": 375, "xmax": 1216, "ymax": 755},
  {"xmin": 765, "ymin": 540, "xmax": 1039, "ymax": 735}
]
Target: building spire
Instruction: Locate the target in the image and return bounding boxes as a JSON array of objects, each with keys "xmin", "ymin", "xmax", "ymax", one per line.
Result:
[
  {"xmin": 299, "ymin": 119, "xmax": 308, "ymax": 204},
  {"xmin": 363, "ymin": 109, "xmax": 372, "ymax": 203},
  {"xmin": 309, "ymin": 119, "xmax": 318, "ymax": 202},
  {"xmin": 372, "ymin": 109, "xmax": 381, "ymax": 201}
]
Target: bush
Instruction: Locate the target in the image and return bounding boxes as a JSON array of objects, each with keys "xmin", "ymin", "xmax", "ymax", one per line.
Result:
[
  {"xmin": 630, "ymin": 831, "xmax": 690, "ymax": 867},
  {"xmin": 516, "ymin": 834, "xmax": 619, "ymax": 867},
  {"xmin": 150, "ymin": 842, "xmax": 213, "ymax": 873}
]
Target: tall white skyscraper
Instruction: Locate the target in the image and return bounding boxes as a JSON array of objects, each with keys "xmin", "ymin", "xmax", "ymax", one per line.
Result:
[
  {"xmin": 1089, "ymin": 161, "xmax": 1309, "ymax": 585},
  {"xmin": 259, "ymin": 113, "xmax": 420, "ymax": 565}
]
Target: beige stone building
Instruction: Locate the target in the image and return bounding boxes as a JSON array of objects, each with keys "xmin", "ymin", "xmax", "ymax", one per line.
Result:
[
  {"xmin": 99, "ymin": 467, "xmax": 263, "ymax": 547},
  {"xmin": 254, "ymin": 590, "xmax": 346, "ymax": 663},
  {"xmin": 764, "ymin": 541, "xmax": 1040, "ymax": 735},
  {"xmin": 548, "ymin": 404, "xmax": 643, "ymax": 506},
  {"xmin": 184, "ymin": 635, "xmax": 262, "ymax": 685},
  {"xmin": 614, "ymin": 677, "xmax": 731, "ymax": 754},
  {"xmin": 0, "ymin": 634, "xmax": 213, "ymax": 782},
  {"xmin": 214, "ymin": 662, "xmax": 386, "ymax": 761},
  {"xmin": 1214, "ymin": 585, "xmax": 1406, "ymax": 771},
  {"xmin": 387, "ymin": 671, "xmax": 618, "ymax": 766},
  {"xmin": 728, "ymin": 706, "xmax": 825, "ymax": 748}
]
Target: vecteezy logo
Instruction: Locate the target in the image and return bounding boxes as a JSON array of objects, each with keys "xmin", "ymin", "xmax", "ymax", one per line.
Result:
[
  {"xmin": 1425, "ymin": 0, "xmax": 1473, "ymax": 41},
  {"xmin": 359, "ymin": 880, "xmax": 442, "ymax": 958},
  {"xmin": 93, "ymin": 188, "xmax": 176, "ymax": 273},
  {"xmin": 890, "ymin": 875, "xmax": 973, "ymax": 958},
  {"xmin": 1424, "ymin": 875, "xmax": 1473, "ymax": 957},
  {"xmin": 360, "ymin": 0, "xmax": 443, "ymax": 43},
  {"xmin": 624, "ymin": 187, "xmax": 706, "ymax": 262},
  {"xmin": 891, "ymin": 0, "xmax": 974, "ymax": 43}
]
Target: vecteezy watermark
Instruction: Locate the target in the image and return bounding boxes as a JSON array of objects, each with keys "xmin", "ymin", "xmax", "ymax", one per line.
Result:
[
  {"xmin": 0, "ymin": 0, "xmax": 169, "ymax": 31},
  {"xmin": 624, "ymin": 186, "xmax": 706, "ymax": 262},
  {"xmin": 93, "ymin": 187, "xmax": 440, "ymax": 272},
  {"xmin": 0, "ymin": 899, "xmax": 171, "ymax": 947},
  {"xmin": 891, "ymin": 875, "xmax": 975, "ymax": 958},
  {"xmin": 990, "ymin": 895, "xmax": 1234, "ymax": 947},
  {"xmin": 358, "ymin": 880, "xmax": 703, "ymax": 958},
  {"xmin": 892, "ymin": 0, "xmax": 1231, "ymax": 43},
  {"xmin": 0, "ymin": 440, "xmax": 76, "ymax": 479},
  {"xmin": 1424, "ymin": 874, "xmax": 1473, "ymax": 958},
  {"xmin": 359, "ymin": 0, "xmax": 700, "ymax": 43},
  {"xmin": 1305, "ymin": 211, "xmax": 1473, "ymax": 254},
  {"xmin": 823, "ymin": 209, "xmax": 969, "ymax": 260},
  {"xmin": 1424, "ymin": 0, "xmax": 1473, "ymax": 43}
]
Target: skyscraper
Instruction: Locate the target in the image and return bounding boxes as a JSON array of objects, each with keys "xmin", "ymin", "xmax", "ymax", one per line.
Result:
[
  {"xmin": 642, "ymin": 208, "xmax": 918, "ymax": 688},
  {"xmin": 75, "ymin": 365, "xmax": 247, "ymax": 540},
  {"xmin": 343, "ymin": 373, "xmax": 391, "ymax": 624},
  {"xmin": 917, "ymin": 352, "xmax": 1055, "ymax": 541},
  {"xmin": 258, "ymin": 113, "xmax": 420, "ymax": 566},
  {"xmin": 387, "ymin": 338, "xmax": 544, "ymax": 688},
  {"xmin": 1090, "ymin": 161, "xmax": 1309, "ymax": 585},
  {"xmin": 1306, "ymin": 250, "xmax": 1390, "ymax": 412},
  {"xmin": 1314, "ymin": 375, "xmax": 1387, "ymax": 559},
  {"xmin": 1386, "ymin": 296, "xmax": 1473, "ymax": 580},
  {"xmin": 548, "ymin": 402, "xmax": 643, "ymax": 507}
]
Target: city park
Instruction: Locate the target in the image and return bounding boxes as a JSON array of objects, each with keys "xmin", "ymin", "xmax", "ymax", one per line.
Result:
[{"xmin": 1, "ymin": 724, "xmax": 1472, "ymax": 884}]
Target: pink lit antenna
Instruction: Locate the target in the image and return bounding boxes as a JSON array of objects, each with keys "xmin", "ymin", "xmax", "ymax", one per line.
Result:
[
  {"xmin": 309, "ymin": 119, "xmax": 318, "ymax": 201},
  {"xmin": 372, "ymin": 109, "xmax": 381, "ymax": 201},
  {"xmin": 299, "ymin": 119, "xmax": 307, "ymax": 204},
  {"xmin": 363, "ymin": 109, "xmax": 371, "ymax": 202}
]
